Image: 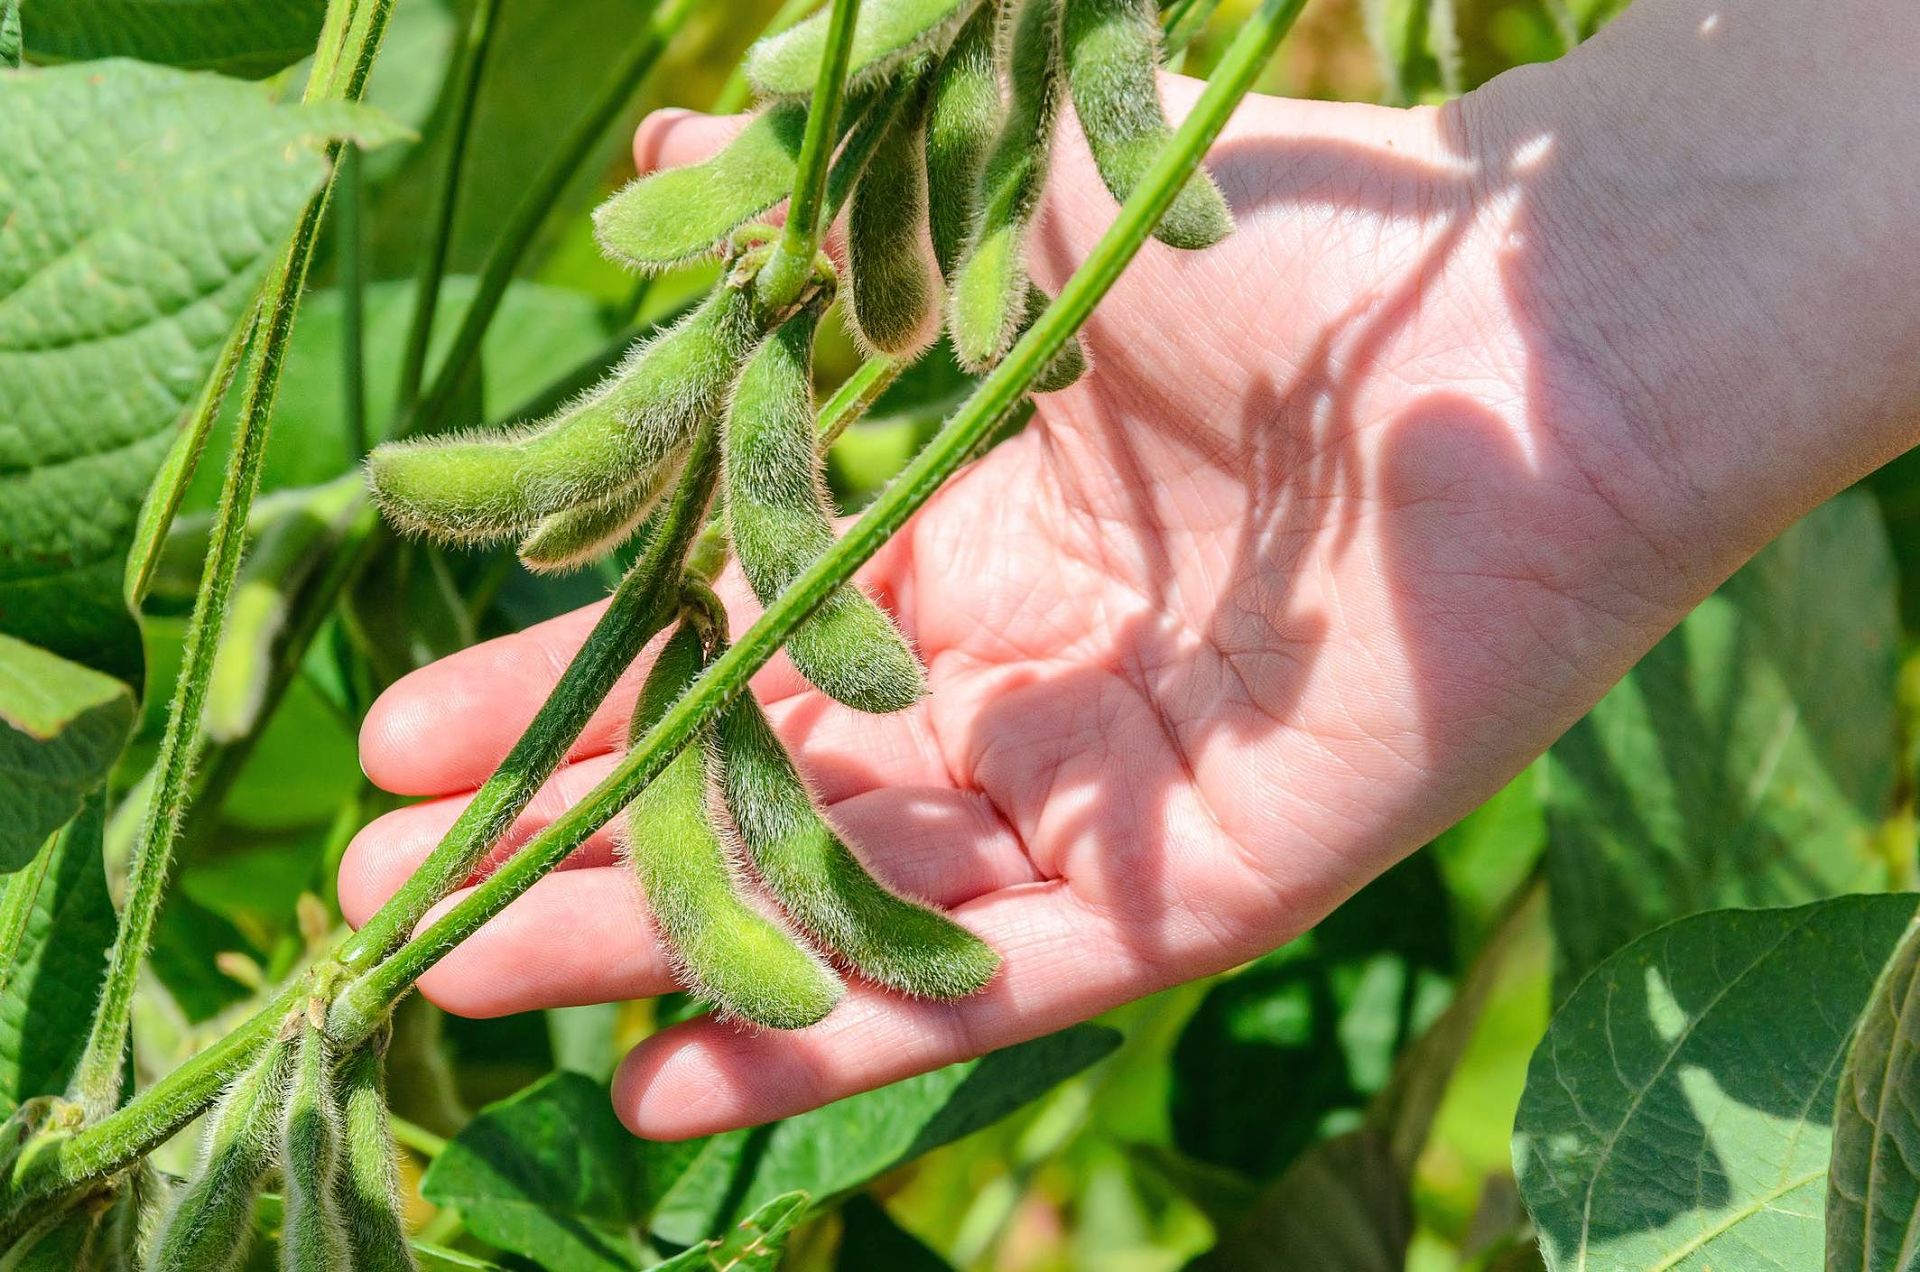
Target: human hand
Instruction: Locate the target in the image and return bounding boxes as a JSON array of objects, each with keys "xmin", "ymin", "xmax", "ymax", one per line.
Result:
[{"xmin": 342, "ymin": 0, "xmax": 1920, "ymax": 1139}]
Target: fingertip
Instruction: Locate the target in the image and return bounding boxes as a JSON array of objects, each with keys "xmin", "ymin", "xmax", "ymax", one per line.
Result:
[{"xmin": 631, "ymin": 108, "xmax": 749, "ymax": 176}]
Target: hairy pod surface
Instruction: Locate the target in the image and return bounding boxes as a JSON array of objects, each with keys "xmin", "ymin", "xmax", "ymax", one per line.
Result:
[
  {"xmin": 1018, "ymin": 286, "xmax": 1091, "ymax": 392},
  {"xmin": 848, "ymin": 82, "xmax": 943, "ymax": 357},
  {"xmin": 718, "ymin": 689, "xmax": 999, "ymax": 998},
  {"xmin": 1064, "ymin": 0, "xmax": 1232, "ymax": 248},
  {"xmin": 279, "ymin": 1024, "xmax": 347, "ymax": 1272},
  {"xmin": 748, "ymin": 0, "xmax": 983, "ymax": 98},
  {"xmin": 334, "ymin": 1047, "xmax": 417, "ymax": 1272},
  {"xmin": 625, "ymin": 623, "xmax": 844, "ymax": 1030},
  {"xmin": 152, "ymin": 1035, "xmax": 294, "ymax": 1272},
  {"xmin": 725, "ymin": 307, "xmax": 927, "ymax": 714},
  {"xmin": 516, "ymin": 458, "xmax": 678, "ymax": 574},
  {"xmin": 924, "ymin": 3, "xmax": 1002, "ymax": 279},
  {"xmin": 368, "ymin": 282, "xmax": 761, "ymax": 544},
  {"xmin": 949, "ymin": 0, "xmax": 1067, "ymax": 370}
]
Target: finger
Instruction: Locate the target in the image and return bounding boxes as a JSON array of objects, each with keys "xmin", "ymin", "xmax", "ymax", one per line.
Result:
[
  {"xmin": 632, "ymin": 107, "xmax": 750, "ymax": 176},
  {"xmin": 413, "ymin": 868, "xmax": 677, "ymax": 1016},
  {"xmin": 609, "ymin": 887, "xmax": 1143, "ymax": 1139},
  {"xmin": 391, "ymin": 787, "xmax": 1041, "ymax": 1019}
]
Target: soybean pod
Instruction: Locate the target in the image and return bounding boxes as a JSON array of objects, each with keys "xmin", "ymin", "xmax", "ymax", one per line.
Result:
[
  {"xmin": 516, "ymin": 456, "xmax": 679, "ymax": 574},
  {"xmin": 625, "ymin": 623, "xmax": 844, "ymax": 1030},
  {"xmin": 334, "ymin": 1046, "xmax": 416, "ymax": 1272},
  {"xmin": 848, "ymin": 82, "xmax": 942, "ymax": 357},
  {"xmin": 725, "ymin": 306, "xmax": 927, "ymax": 715},
  {"xmin": 718, "ymin": 689, "xmax": 999, "ymax": 999},
  {"xmin": 949, "ymin": 0, "xmax": 1066, "ymax": 370},
  {"xmin": 924, "ymin": 2, "xmax": 1001, "ymax": 280},
  {"xmin": 152, "ymin": 1034, "xmax": 294, "ymax": 1272},
  {"xmin": 368, "ymin": 280, "xmax": 760, "ymax": 544},
  {"xmin": 749, "ymin": 0, "xmax": 984, "ymax": 98},
  {"xmin": 1019, "ymin": 285, "xmax": 1091, "ymax": 393},
  {"xmin": 1064, "ymin": 0, "xmax": 1232, "ymax": 249},
  {"xmin": 279, "ymin": 1023, "xmax": 347, "ymax": 1272}
]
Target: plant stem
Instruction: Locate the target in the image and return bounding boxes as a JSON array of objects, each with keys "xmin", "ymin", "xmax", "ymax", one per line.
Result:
[
  {"xmin": 403, "ymin": 0, "xmax": 698, "ymax": 442},
  {"xmin": 754, "ymin": 0, "xmax": 860, "ymax": 311},
  {"xmin": 331, "ymin": 0, "xmax": 1309, "ymax": 1041},
  {"xmin": 818, "ymin": 354, "xmax": 902, "ymax": 448},
  {"xmin": 395, "ymin": 0, "xmax": 505, "ymax": 412},
  {"xmin": 67, "ymin": 0, "xmax": 395, "ymax": 1122},
  {"xmin": 338, "ymin": 145, "xmax": 370, "ymax": 457}
]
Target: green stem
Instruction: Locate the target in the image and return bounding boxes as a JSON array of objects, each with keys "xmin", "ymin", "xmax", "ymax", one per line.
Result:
[
  {"xmin": 388, "ymin": 1115, "xmax": 449, "ymax": 1161},
  {"xmin": 754, "ymin": 0, "xmax": 860, "ymax": 311},
  {"xmin": 67, "ymin": 0, "xmax": 395, "ymax": 1122},
  {"xmin": 331, "ymin": 0, "xmax": 1308, "ymax": 1043},
  {"xmin": 403, "ymin": 0, "xmax": 697, "ymax": 441},
  {"xmin": 818, "ymin": 354, "xmax": 903, "ymax": 448},
  {"xmin": 395, "ymin": 0, "xmax": 505, "ymax": 412},
  {"xmin": 338, "ymin": 145, "xmax": 370, "ymax": 457}
]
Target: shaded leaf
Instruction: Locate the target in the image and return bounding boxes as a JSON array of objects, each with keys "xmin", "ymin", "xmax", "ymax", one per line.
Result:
[
  {"xmin": 0, "ymin": 634, "xmax": 133, "ymax": 872},
  {"xmin": 1828, "ymin": 913, "xmax": 1920, "ymax": 1271},
  {"xmin": 0, "ymin": 789, "xmax": 115, "ymax": 1113},
  {"xmin": 1545, "ymin": 494, "xmax": 1898, "ymax": 993},
  {"xmin": 647, "ymin": 1192, "xmax": 810, "ymax": 1271},
  {"xmin": 23, "ymin": 0, "xmax": 327, "ymax": 77},
  {"xmin": 1194, "ymin": 1128, "xmax": 1411, "ymax": 1272},
  {"xmin": 1516, "ymin": 897, "xmax": 1918, "ymax": 1271},
  {"xmin": 835, "ymin": 1194, "xmax": 954, "ymax": 1270},
  {"xmin": 0, "ymin": 62, "xmax": 400, "ymax": 685}
]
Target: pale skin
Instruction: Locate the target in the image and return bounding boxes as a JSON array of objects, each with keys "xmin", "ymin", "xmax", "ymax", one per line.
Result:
[{"xmin": 341, "ymin": 0, "xmax": 1920, "ymax": 1138}]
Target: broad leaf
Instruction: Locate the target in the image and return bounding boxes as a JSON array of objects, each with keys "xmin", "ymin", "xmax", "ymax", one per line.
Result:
[
  {"xmin": 23, "ymin": 0, "xmax": 327, "ymax": 77},
  {"xmin": 1515, "ymin": 897, "xmax": 1919, "ymax": 1271},
  {"xmin": 835, "ymin": 1195, "xmax": 954, "ymax": 1270},
  {"xmin": 0, "ymin": 634, "xmax": 133, "ymax": 872},
  {"xmin": 1170, "ymin": 854, "xmax": 1456, "ymax": 1180},
  {"xmin": 422, "ymin": 1026, "xmax": 1119, "ymax": 1269},
  {"xmin": 0, "ymin": 62, "xmax": 398, "ymax": 685},
  {"xmin": 1828, "ymin": 914, "xmax": 1920, "ymax": 1271},
  {"xmin": 645, "ymin": 1192, "xmax": 810, "ymax": 1272},
  {"xmin": 1545, "ymin": 494, "xmax": 1898, "ymax": 992},
  {"xmin": 0, "ymin": 790, "xmax": 115, "ymax": 1113},
  {"xmin": 1195, "ymin": 1129, "xmax": 1411, "ymax": 1272}
]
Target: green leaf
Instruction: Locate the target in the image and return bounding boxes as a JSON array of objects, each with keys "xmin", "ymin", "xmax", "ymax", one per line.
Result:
[
  {"xmin": 1828, "ymin": 913, "xmax": 1920, "ymax": 1271},
  {"xmin": 22, "ymin": 0, "xmax": 327, "ymax": 77},
  {"xmin": 645, "ymin": 1192, "xmax": 811, "ymax": 1272},
  {"xmin": 0, "ymin": 62, "xmax": 402, "ymax": 685},
  {"xmin": 1515, "ymin": 896, "xmax": 1920, "ymax": 1271},
  {"xmin": 1194, "ymin": 1129, "xmax": 1411, "ymax": 1272},
  {"xmin": 1, "ymin": 0, "xmax": 20, "ymax": 70},
  {"xmin": 835, "ymin": 1195, "xmax": 954, "ymax": 1270},
  {"xmin": 1169, "ymin": 854, "xmax": 1456, "ymax": 1181},
  {"xmin": 421, "ymin": 1026, "xmax": 1119, "ymax": 1269},
  {"xmin": 1544, "ymin": 494, "xmax": 1898, "ymax": 993},
  {"xmin": 0, "ymin": 634, "xmax": 134, "ymax": 873},
  {"xmin": 0, "ymin": 789, "xmax": 115, "ymax": 1113}
]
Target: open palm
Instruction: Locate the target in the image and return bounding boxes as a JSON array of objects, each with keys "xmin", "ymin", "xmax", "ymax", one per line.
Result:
[{"xmin": 343, "ymin": 72, "xmax": 1750, "ymax": 1139}]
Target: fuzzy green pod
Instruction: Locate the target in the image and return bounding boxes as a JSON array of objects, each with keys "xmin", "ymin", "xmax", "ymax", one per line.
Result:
[
  {"xmin": 924, "ymin": 3, "xmax": 1001, "ymax": 279},
  {"xmin": 949, "ymin": 0, "xmax": 1066, "ymax": 370},
  {"xmin": 848, "ymin": 84, "xmax": 942, "ymax": 357},
  {"xmin": 152, "ymin": 1034, "xmax": 294, "ymax": 1272},
  {"xmin": 748, "ymin": 0, "xmax": 983, "ymax": 98},
  {"xmin": 369, "ymin": 281, "xmax": 760, "ymax": 545},
  {"xmin": 625, "ymin": 623, "xmax": 844, "ymax": 1030},
  {"xmin": 280, "ymin": 1024, "xmax": 348, "ymax": 1272},
  {"xmin": 593, "ymin": 102, "xmax": 808, "ymax": 274},
  {"xmin": 516, "ymin": 457, "xmax": 678, "ymax": 574},
  {"xmin": 1064, "ymin": 0, "xmax": 1232, "ymax": 249},
  {"xmin": 333, "ymin": 1046, "xmax": 417, "ymax": 1272},
  {"xmin": 725, "ymin": 307, "xmax": 927, "ymax": 715},
  {"xmin": 718, "ymin": 689, "xmax": 998, "ymax": 998},
  {"xmin": 1018, "ymin": 286, "xmax": 1091, "ymax": 393}
]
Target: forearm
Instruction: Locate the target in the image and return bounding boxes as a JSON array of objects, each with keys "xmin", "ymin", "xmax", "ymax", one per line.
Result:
[{"xmin": 1467, "ymin": 0, "xmax": 1920, "ymax": 578}]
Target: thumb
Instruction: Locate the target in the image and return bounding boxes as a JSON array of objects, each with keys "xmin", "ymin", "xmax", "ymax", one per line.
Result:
[{"xmin": 631, "ymin": 108, "xmax": 751, "ymax": 176}]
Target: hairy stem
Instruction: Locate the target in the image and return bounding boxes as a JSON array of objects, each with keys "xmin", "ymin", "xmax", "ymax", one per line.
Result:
[
  {"xmin": 395, "ymin": 0, "xmax": 505, "ymax": 412},
  {"xmin": 338, "ymin": 145, "xmax": 371, "ymax": 457},
  {"xmin": 818, "ymin": 354, "xmax": 904, "ymax": 448},
  {"xmin": 754, "ymin": 0, "xmax": 861, "ymax": 311},
  {"xmin": 403, "ymin": 0, "xmax": 697, "ymax": 441},
  {"xmin": 331, "ymin": 0, "xmax": 1309, "ymax": 1041},
  {"xmin": 70, "ymin": 0, "xmax": 396, "ymax": 1121}
]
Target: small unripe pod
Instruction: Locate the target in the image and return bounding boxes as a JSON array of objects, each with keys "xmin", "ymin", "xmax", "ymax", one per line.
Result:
[
  {"xmin": 1018, "ymin": 286, "xmax": 1091, "ymax": 393},
  {"xmin": 152, "ymin": 1034, "xmax": 295, "ymax": 1272},
  {"xmin": 279, "ymin": 1023, "xmax": 348, "ymax": 1272},
  {"xmin": 625, "ymin": 623, "xmax": 845, "ymax": 1030},
  {"xmin": 924, "ymin": 3, "xmax": 1001, "ymax": 280},
  {"xmin": 725, "ymin": 306, "xmax": 927, "ymax": 715},
  {"xmin": 848, "ymin": 83, "xmax": 943, "ymax": 358},
  {"xmin": 748, "ymin": 0, "xmax": 984, "ymax": 98},
  {"xmin": 949, "ymin": 0, "xmax": 1066, "ymax": 371},
  {"xmin": 368, "ymin": 281, "xmax": 761, "ymax": 545},
  {"xmin": 718, "ymin": 689, "xmax": 999, "ymax": 999},
  {"xmin": 1064, "ymin": 0, "xmax": 1232, "ymax": 249},
  {"xmin": 516, "ymin": 459, "xmax": 677, "ymax": 574},
  {"xmin": 333, "ymin": 1045, "xmax": 417, "ymax": 1272}
]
